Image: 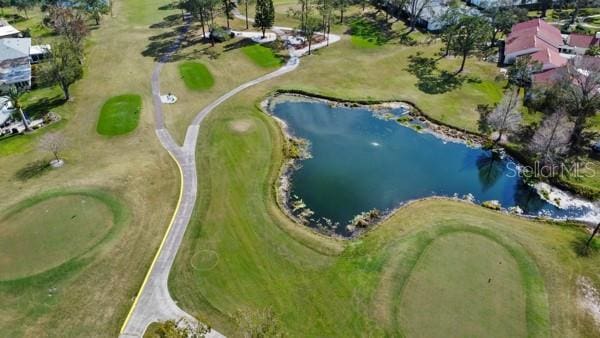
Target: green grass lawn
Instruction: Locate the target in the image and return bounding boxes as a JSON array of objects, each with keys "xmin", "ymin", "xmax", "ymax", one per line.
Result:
[
  {"xmin": 96, "ymin": 94, "xmax": 142, "ymax": 136},
  {"xmin": 0, "ymin": 190, "xmax": 122, "ymax": 281},
  {"xmin": 169, "ymin": 94, "xmax": 600, "ymax": 336},
  {"xmin": 178, "ymin": 61, "xmax": 215, "ymax": 90},
  {"xmin": 241, "ymin": 44, "xmax": 283, "ymax": 68},
  {"xmin": 348, "ymin": 17, "xmax": 391, "ymax": 48}
]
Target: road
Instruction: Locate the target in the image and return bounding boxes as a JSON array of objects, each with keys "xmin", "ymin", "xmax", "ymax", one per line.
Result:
[{"xmin": 119, "ymin": 14, "xmax": 339, "ymax": 338}]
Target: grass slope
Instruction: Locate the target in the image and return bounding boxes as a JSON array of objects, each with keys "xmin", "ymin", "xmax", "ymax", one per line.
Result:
[
  {"xmin": 179, "ymin": 62, "xmax": 215, "ymax": 90},
  {"xmin": 170, "ymin": 95, "xmax": 600, "ymax": 336},
  {"xmin": 97, "ymin": 94, "xmax": 142, "ymax": 136},
  {"xmin": 242, "ymin": 44, "xmax": 283, "ymax": 68}
]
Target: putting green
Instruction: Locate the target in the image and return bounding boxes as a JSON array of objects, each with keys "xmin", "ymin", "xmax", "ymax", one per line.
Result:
[
  {"xmin": 0, "ymin": 193, "xmax": 118, "ymax": 280},
  {"xmin": 97, "ymin": 94, "xmax": 142, "ymax": 136},
  {"xmin": 397, "ymin": 232, "xmax": 527, "ymax": 337}
]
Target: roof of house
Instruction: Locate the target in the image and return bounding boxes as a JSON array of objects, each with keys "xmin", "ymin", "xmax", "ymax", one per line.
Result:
[
  {"xmin": 0, "ymin": 38, "xmax": 31, "ymax": 62},
  {"xmin": 568, "ymin": 33, "xmax": 600, "ymax": 48},
  {"xmin": 0, "ymin": 24, "xmax": 20, "ymax": 38},
  {"xmin": 530, "ymin": 48, "xmax": 567, "ymax": 69},
  {"xmin": 532, "ymin": 68, "xmax": 561, "ymax": 85},
  {"xmin": 506, "ymin": 19, "xmax": 564, "ymax": 51}
]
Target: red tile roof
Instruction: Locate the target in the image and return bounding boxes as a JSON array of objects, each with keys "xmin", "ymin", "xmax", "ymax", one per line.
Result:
[
  {"xmin": 532, "ymin": 68, "xmax": 561, "ymax": 85},
  {"xmin": 530, "ymin": 48, "xmax": 568, "ymax": 69},
  {"xmin": 568, "ymin": 33, "xmax": 600, "ymax": 48},
  {"xmin": 508, "ymin": 18, "xmax": 564, "ymax": 48}
]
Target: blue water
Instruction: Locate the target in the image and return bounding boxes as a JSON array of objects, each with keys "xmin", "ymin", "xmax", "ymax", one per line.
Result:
[{"xmin": 271, "ymin": 98, "xmax": 596, "ymax": 236}]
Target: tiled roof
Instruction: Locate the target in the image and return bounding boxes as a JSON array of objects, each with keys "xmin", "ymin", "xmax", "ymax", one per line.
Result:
[
  {"xmin": 568, "ymin": 33, "xmax": 600, "ymax": 48},
  {"xmin": 530, "ymin": 48, "xmax": 567, "ymax": 69},
  {"xmin": 505, "ymin": 18, "xmax": 564, "ymax": 60}
]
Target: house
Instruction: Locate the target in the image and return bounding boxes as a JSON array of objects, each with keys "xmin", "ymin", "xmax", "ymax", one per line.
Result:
[
  {"xmin": 403, "ymin": 0, "xmax": 480, "ymax": 32},
  {"xmin": 0, "ymin": 38, "xmax": 32, "ymax": 89},
  {"xmin": 0, "ymin": 39, "xmax": 52, "ymax": 90},
  {"xmin": 467, "ymin": 0, "xmax": 555, "ymax": 9},
  {"xmin": 504, "ymin": 18, "xmax": 566, "ymax": 66},
  {"xmin": 560, "ymin": 32, "xmax": 600, "ymax": 55},
  {"xmin": 0, "ymin": 21, "xmax": 21, "ymax": 39}
]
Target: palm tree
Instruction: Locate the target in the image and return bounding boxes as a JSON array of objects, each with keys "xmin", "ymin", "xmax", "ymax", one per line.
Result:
[{"xmin": 8, "ymin": 86, "xmax": 30, "ymax": 131}]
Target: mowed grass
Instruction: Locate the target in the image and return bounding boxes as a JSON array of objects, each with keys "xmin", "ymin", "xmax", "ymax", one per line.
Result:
[
  {"xmin": 398, "ymin": 231, "xmax": 530, "ymax": 337},
  {"xmin": 0, "ymin": 191, "xmax": 119, "ymax": 281},
  {"xmin": 169, "ymin": 94, "xmax": 600, "ymax": 336},
  {"xmin": 242, "ymin": 44, "xmax": 283, "ymax": 68},
  {"xmin": 0, "ymin": 0, "xmax": 182, "ymax": 335},
  {"xmin": 179, "ymin": 61, "xmax": 214, "ymax": 90},
  {"xmin": 96, "ymin": 94, "xmax": 142, "ymax": 135}
]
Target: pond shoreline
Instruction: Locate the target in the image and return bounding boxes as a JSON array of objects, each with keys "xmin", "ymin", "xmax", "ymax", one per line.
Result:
[{"xmin": 262, "ymin": 92, "xmax": 597, "ymax": 238}]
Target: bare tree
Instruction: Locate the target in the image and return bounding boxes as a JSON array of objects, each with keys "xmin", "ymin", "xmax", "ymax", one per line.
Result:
[
  {"xmin": 552, "ymin": 57, "xmax": 600, "ymax": 152},
  {"xmin": 38, "ymin": 132, "xmax": 68, "ymax": 163},
  {"xmin": 528, "ymin": 110, "xmax": 575, "ymax": 165},
  {"xmin": 486, "ymin": 88, "xmax": 521, "ymax": 144},
  {"xmin": 406, "ymin": 0, "xmax": 431, "ymax": 32}
]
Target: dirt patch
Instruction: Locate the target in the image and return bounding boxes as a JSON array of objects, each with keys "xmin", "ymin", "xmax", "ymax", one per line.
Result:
[
  {"xmin": 229, "ymin": 119, "xmax": 254, "ymax": 133},
  {"xmin": 577, "ymin": 276, "xmax": 600, "ymax": 327}
]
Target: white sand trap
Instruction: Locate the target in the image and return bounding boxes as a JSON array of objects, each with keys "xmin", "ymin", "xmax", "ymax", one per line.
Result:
[{"xmin": 229, "ymin": 119, "xmax": 254, "ymax": 133}]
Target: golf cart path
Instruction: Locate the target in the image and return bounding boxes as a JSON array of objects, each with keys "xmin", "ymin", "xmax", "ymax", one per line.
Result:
[{"xmin": 119, "ymin": 14, "xmax": 339, "ymax": 338}]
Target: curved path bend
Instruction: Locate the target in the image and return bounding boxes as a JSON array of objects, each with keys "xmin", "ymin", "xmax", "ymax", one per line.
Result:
[{"xmin": 119, "ymin": 14, "xmax": 339, "ymax": 338}]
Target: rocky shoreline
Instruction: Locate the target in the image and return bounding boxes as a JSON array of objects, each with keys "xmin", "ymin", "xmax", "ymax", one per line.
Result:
[{"xmin": 262, "ymin": 93, "xmax": 598, "ymax": 238}]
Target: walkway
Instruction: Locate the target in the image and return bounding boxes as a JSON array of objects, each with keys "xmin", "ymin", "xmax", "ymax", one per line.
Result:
[{"xmin": 119, "ymin": 14, "xmax": 339, "ymax": 338}]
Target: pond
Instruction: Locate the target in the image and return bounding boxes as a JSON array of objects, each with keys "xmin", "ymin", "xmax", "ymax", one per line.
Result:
[{"xmin": 270, "ymin": 96, "xmax": 600, "ymax": 237}]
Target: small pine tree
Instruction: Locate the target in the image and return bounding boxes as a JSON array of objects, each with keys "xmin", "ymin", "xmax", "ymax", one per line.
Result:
[{"xmin": 254, "ymin": 0, "xmax": 274, "ymax": 38}]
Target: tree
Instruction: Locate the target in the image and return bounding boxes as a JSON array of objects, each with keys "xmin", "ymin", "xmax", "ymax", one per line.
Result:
[
  {"xmin": 7, "ymin": 86, "xmax": 29, "ymax": 131},
  {"xmin": 406, "ymin": 0, "xmax": 431, "ymax": 32},
  {"xmin": 11, "ymin": 0, "xmax": 34, "ymax": 18},
  {"xmin": 486, "ymin": 88, "xmax": 521, "ymax": 144},
  {"xmin": 449, "ymin": 15, "xmax": 491, "ymax": 73},
  {"xmin": 39, "ymin": 39, "xmax": 84, "ymax": 100},
  {"xmin": 551, "ymin": 57, "xmax": 600, "ymax": 152},
  {"xmin": 303, "ymin": 15, "xmax": 322, "ymax": 54},
  {"xmin": 46, "ymin": 6, "xmax": 89, "ymax": 49},
  {"xmin": 528, "ymin": 110, "xmax": 575, "ymax": 165},
  {"xmin": 150, "ymin": 318, "xmax": 210, "ymax": 338},
  {"xmin": 239, "ymin": 0, "xmax": 254, "ymax": 29},
  {"xmin": 254, "ymin": 0, "xmax": 274, "ymax": 38},
  {"xmin": 486, "ymin": 6, "xmax": 526, "ymax": 48},
  {"xmin": 332, "ymin": 0, "xmax": 348, "ymax": 23},
  {"xmin": 585, "ymin": 223, "xmax": 600, "ymax": 252},
  {"xmin": 79, "ymin": 0, "xmax": 109, "ymax": 25},
  {"xmin": 38, "ymin": 132, "xmax": 68, "ymax": 163},
  {"xmin": 233, "ymin": 308, "xmax": 286, "ymax": 338},
  {"xmin": 438, "ymin": 6, "xmax": 462, "ymax": 57},
  {"xmin": 507, "ymin": 55, "xmax": 542, "ymax": 97},
  {"xmin": 585, "ymin": 45, "xmax": 600, "ymax": 57},
  {"xmin": 222, "ymin": 0, "xmax": 236, "ymax": 29}
]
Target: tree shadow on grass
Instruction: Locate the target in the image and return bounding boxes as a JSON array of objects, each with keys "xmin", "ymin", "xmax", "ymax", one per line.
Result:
[
  {"xmin": 345, "ymin": 14, "xmax": 398, "ymax": 46},
  {"xmin": 15, "ymin": 160, "xmax": 51, "ymax": 181},
  {"xmin": 406, "ymin": 52, "xmax": 468, "ymax": 94},
  {"xmin": 572, "ymin": 234, "xmax": 600, "ymax": 257},
  {"xmin": 143, "ymin": 15, "xmax": 187, "ymax": 62},
  {"xmin": 25, "ymin": 95, "xmax": 66, "ymax": 120},
  {"xmin": 223, "ymin": 38, "xmax": 255, "ymax": 52}
]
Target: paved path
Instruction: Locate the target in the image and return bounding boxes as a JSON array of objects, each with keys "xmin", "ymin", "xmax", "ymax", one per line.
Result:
[{"xmin": 119, "ymin": 14, "xmax": 339, "ymax": 338}]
